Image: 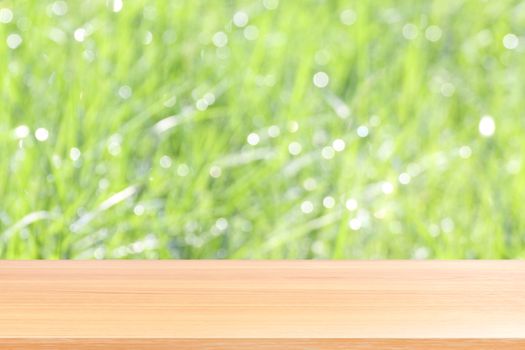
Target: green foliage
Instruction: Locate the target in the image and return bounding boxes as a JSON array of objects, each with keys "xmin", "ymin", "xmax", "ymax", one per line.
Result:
[{"xmin": 1, "ymin": 0, "xmax": 525, "ymax": 258}]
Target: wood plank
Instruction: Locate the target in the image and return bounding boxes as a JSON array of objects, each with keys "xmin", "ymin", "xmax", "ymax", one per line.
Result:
[{"xmin": 1, "ymin": 261, "xmax": 524, "ymax": 349}]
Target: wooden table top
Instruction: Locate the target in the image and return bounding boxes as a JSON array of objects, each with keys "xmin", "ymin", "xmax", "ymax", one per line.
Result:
[{"xmin": 1, "ymin": 260, "xmax": 524, "ymax": 349}]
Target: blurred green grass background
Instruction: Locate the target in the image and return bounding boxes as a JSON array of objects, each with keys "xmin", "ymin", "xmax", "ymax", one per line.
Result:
[{"xmin": 1, "ymin": 0, "xmax": 524, "ymax": 259}]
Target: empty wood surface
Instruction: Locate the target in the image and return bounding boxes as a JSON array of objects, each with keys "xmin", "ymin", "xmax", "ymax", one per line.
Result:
[{"xmin": 1, "ymin": 260, "xmax": 524, "ymax": 349}]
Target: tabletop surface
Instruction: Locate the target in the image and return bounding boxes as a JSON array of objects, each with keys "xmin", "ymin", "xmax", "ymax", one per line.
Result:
[{"xmin": 1, "ymin": 260, "xmax": 524, "ymax": 341}]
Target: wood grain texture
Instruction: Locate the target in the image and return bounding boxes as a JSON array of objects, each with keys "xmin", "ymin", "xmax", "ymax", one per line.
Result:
[{"xmin": 1, "ymin": 261, "xmax": 524, "ymax": 349}]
